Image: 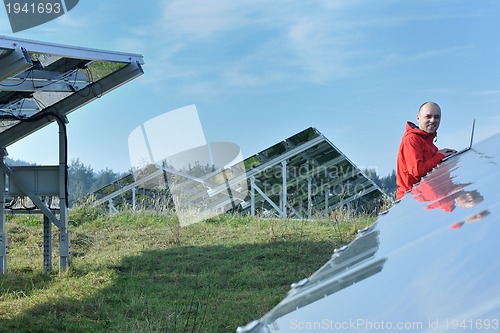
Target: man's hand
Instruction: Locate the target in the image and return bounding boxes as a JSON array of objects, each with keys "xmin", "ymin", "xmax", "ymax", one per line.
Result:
[{"xmin": 438, "ymin": 148, "xmax": 457, "ymax": 157}]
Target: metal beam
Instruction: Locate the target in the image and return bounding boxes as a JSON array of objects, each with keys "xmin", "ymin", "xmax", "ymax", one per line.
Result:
[
  {"xmin": 0, "ymin": 61, "xmax": 144, "ymax": 147},
  {"xmin": 0, "ymin": 99, "xmax": 40, "ymax": 116},
  {"xmin": 43, "ymin": 215, "xmax": 52, "ymax": 272},
  {"xmin": 0, "ymin": 47, "xmax": 32, "ymax": 82},
  {"xmin": 281, "ymin": 160, "xmax": 287, "ymax": 217},
  {"xmin": 251, "ymin": 181, "xmax": 284, "ymax": 217},
  {"xmin": 57, "ymin": 117, "xmax": 69, "ymax": 271},
  {"xmin": 0, "ymin": 153, "xmax": 7, "ymax": 274},
  {"xmin": 0, "ymin": 162, "xmax": 62, "ymax": 229},
  {"xmin": 208, "ymin": 135, "xmax": 325, "ymax": 197},
  {"xmin": 0, "ymin": 70, "xmax": 90, "ymax": 92},
  {"xmin": 92, "ymin": 168, "xmax": 163, "ymax": 207},
  {"xmin": 0, "ymin": 35, "xmax": 144, "ymax": 65}
]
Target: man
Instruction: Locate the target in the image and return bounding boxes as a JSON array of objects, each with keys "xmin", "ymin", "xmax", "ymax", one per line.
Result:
[{"xmin": 396, "ymin": 101, "xmax": 456, "ymax": 200}]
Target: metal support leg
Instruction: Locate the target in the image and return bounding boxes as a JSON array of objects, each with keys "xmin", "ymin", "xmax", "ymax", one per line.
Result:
[
  {"xmin": 308, "ymin": 177, "xmax": 312, "ymax": 219},
  {"xmin": 132, "ymin": 187, "xmax": 136, "ymax": 210},
  {"xmin": 0, "ymin": 156, "xmax": 7, "ymax": 274},
  {"xmin": 59, "ymin": 229, "xmax": 70, "ymax": 270},
  {"xmin": 58, "ymin": 118, "xmax": 70, "ymax": 272},
  {"xmin": 281, "ymin": 161, "xmax": 287, "ymax": 218},
  {"xmin": 250, "ymin": 177, "xmax": 255, "ymax": 216},
  {"xmin": 0, "ymin": 231, "xmax": 6, "ymax": 275},
  {"xmin": 43, "ymin": 215, "xmax": 52, "ymax": 273},
  {"xmin": 325, "ymin": 191, "xmax": 329, "ymax": 217}
]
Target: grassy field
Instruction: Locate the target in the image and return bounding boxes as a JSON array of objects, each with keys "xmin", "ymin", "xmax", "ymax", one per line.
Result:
[{"xmin": 0, "ymin": 207, "xmax": 376, "ymax": 332}]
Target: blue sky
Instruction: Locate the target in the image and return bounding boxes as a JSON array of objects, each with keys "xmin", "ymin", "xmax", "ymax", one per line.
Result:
[{"xmin": 1, "ymin": 0, "xmax": 500, "ymax": 177}]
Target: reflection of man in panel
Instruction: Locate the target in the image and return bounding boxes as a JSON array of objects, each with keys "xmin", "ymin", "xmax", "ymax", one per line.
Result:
[
  {"xmin": 396, "ymin": 102, "xmax": 456, "ymax": 200},
  {"xmin": 410, "ymin": 159, "xmax": 484, "ymax": 213}
]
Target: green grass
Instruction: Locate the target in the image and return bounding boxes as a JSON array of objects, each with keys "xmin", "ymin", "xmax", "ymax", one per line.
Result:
[{"xmin": 0, "ymin": 208, "xmax": 375, "ymax": 333}]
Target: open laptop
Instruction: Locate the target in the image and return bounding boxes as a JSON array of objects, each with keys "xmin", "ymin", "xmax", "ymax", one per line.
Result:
[{"xmin": 442, "ymin": 119, "xmax": 475, "ymax": 162}]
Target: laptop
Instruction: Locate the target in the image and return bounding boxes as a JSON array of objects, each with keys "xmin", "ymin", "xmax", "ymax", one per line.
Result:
[{"xmin": 442, "ymin": 119, "xmax": 475, "ymax": 162}]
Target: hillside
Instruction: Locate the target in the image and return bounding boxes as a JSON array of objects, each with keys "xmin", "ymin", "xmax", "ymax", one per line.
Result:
[{"xmin": 0, "ymin": 208, "xmax": 375, "ymax": 332}]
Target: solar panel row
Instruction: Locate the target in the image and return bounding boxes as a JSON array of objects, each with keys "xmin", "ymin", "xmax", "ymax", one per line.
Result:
[{"xmin": 237, "ymin": 131, "xmax": 500, "ymax": 333}]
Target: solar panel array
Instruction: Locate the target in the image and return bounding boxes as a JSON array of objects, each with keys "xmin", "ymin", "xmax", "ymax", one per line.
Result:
[
  {"xmin": 238, "ymin": 127, "xmax": 384, "ymax": 218},
  {"xmin": 93, "ymin": 127, "xmax": 385, "ymax": 219},
  {"xmin": 237, "ymin": 131, "xmax": 500, "ymax": 333}
]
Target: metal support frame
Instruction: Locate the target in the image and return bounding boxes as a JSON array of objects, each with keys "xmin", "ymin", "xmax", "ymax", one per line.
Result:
[
  {"xmin": 250, "ymin": 178, "xmax": 285, "ymax": 217},
  {"xmin": 249, "ymin": 159, "xmax": 315, "ymax": 219},
  {"xmin": 107, "ymin": 199, "xmax": 118, "ymax": 213},
  {"xmin": 131, "ymin": 187, "xmax": 136, "ymax": 210},
  {"xmin": 248, "ymin": 157, "xmax": 314, "ymax": 219},
  {"xmin": 0, "ymin": 119, "xmax": 70, "ymax": 274},
  {"xmin": 43, "ymin": 215, "xmax": 52, "ymax": 272},
  {"xmin": 0, "ymin": 47, "xmax": 32, "ymax": 81},
  {"xmin": 307, "ymin": 176, "xmax": 312, "ymax": 219},
  {"xmin": 290, "ymin": 206, "xmax": 303, "ymax": 219},
  {"xmin": 1, "ymin": 70, "xmax": 90, "ymax": 93},
  {"xmin": 281, "ymin": 161, "xmax": 287, "ymax": 218},
  {"xmin": 0, "ymin": 35, "xmax": 145, "ymax": 274},
  {"xmin": 92, "ymin": 169, "xmax": 163, "ymax": 208},
  {"xmin": 250, "ymin": 176, "xmax": 256, "ymax": 216},
  {"xmin": 57, "ymin": 118, "xmax": 69, "ymax": 271},
  {"xmin": 0, "ymin": 62, "xmax": 144, "ymax": 147},
  {"xmin": 0, "ymin": 35, "xmax": 145, "ymax": 65},
  {"xmin": 325, "ymin": 191, "xmax": 329, "ymax": 217},
  {"xmin": 210, "ymin": 135, "xmax": 325, "ymax": 198},
  {"xmin": 0, "ymin": 152, "xmax": 7, "ymax": 274},
  {"xmin": 88, "ymin": 126, "xmax": 384, "ymax": 220}
]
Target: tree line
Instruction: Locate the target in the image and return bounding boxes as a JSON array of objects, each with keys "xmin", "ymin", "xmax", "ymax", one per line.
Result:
[
  {"xmin": 5, "ymin": 157, "xmax": 397, "ymax": 206},
  {"xmin": 65, "ymin": 162, "xmax": 397, "ymax": 206},
  {"xmin": 67, "ymin": 158, "xmax": 129, "ymax": 205}
]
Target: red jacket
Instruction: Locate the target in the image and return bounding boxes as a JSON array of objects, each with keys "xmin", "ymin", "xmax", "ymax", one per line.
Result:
[{"xmin": 396, "ymin": 122, "xmax": 445, "ymax": 200}]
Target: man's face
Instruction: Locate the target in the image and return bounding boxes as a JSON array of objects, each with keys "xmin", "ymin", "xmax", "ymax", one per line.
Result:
[{"xmin": 417, "ymin": 104, "xmax": 441, "ymax": 134}]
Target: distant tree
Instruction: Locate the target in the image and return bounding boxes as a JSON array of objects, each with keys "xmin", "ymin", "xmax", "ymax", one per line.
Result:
[
  {"xmin": 68, "ymin": 158, "xmax": 94, "ymax": 205},
  {"xmin": 91, "ymin": 168, "xmax": 120, "ymax": 193},
  {"xmin": 380, "ymin": 170, "xmax": 397, "ymax": 197},
  {"xmin": 363, "ymin": 168, "xmax": 396, "ymax": 198},
  {"xmin": 4, "ymin": 157, "xmax": 35, "ymax": 166}
]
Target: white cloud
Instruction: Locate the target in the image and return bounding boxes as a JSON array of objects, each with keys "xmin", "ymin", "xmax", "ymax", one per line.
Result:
[
  {"xmin": 285, "ymin": 16, "xmax": 356, "ymax": 83},
  {"xmin": 142, "ymin": 0, "xmax": 494, "ymax": 95},
  {"xmin": 377, "ymin": 46, "xmax": 472, "ymax": 69},
  {"xmin": 55, "ymin": 11, "xmax": 87, "ymax": 28},
  {"xmin": 473, "ymin": 90, "xmax": 500, "ymax": 96},
  {"xmin": 161, "ymin": 0, "xmax": 263, "ymax": 38},
  {"xmin": 150, "ymin": 0, "xmax": 364, "ymax": 90}
]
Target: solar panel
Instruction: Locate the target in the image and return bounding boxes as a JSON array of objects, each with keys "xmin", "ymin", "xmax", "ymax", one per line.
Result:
[
  {"xmin": 0, "ymin": 35, "xmax": 144, "ymax": 274},
  {"xmin": 92, "ymin": 126, "xmax": 385, "ymax": 222},
  {"xmin": 0, "ymin": 35, "xmax": 144, "ymax": 145},
  {"xmin": 236, "ymin": 131, "xmax": 500, "ymax": 333},
  {"xmin": 237, "ymin": 127, "xmax": 385, "ymax": 218}
]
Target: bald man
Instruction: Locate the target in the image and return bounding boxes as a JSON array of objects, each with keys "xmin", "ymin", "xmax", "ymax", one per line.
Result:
[{"xmin": 396, "ymin": 101, "xmax": 456, "ymax": 200}]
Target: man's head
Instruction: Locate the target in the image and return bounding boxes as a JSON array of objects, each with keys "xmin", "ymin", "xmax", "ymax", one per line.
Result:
[{"xmin": 417, "ymin": 101, "xmax": 441, "ymax": 134}]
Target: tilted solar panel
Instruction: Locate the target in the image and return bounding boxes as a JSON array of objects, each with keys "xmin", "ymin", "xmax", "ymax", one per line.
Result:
[
  {"xmin": 0, "ymin": 35, "xmax": 144, "ymax": 146},
  {"xmin": 238, "ymin": 127, "xmax": 385, "ymax": 218},
  {"xmin": 237, "ymin": 131, "xmax": 500, "ymax": 333},
  {"xmin": 0, "ymin": 35, "xmax": 144, "ymax": 273}
]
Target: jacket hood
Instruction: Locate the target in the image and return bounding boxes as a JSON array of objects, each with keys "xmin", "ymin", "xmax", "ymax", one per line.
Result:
[{"xmin": 404, "ymin": 121, "xmax": 437, "ymax": 141}]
